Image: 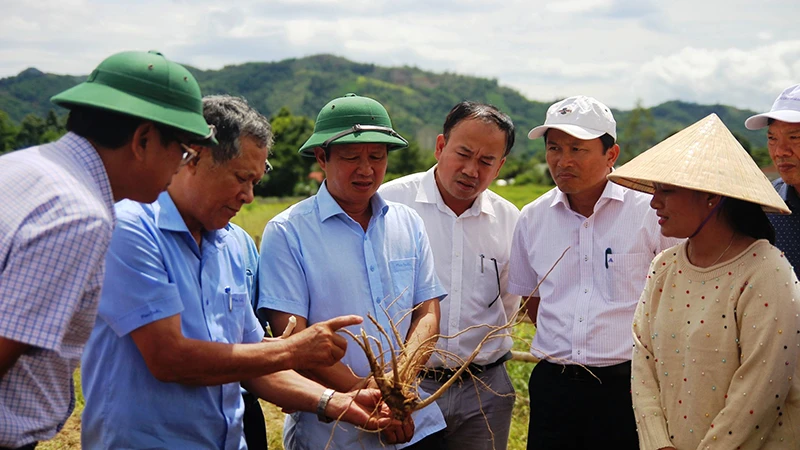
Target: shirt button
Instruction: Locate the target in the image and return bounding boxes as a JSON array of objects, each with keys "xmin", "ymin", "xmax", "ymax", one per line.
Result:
[
  {"xmin": 369, "ymin": 266, "xmax": 375, "ymax": 272},
  {"xmin": 584, "ymin": 289, "xmax": 588, "ymax": 293},
  {"xmin": 455, "ymin": 252, "xmax": 460, "ymax": 258},
  {"xmin": 584, "ymin": 255, "xmax": 588, "ymax": 262},
  {"xmin": 375, "ymin": 296, "xmax": 380, "ymax": 303},
  {"xmin": 583, "ymin": 222, "xmax": 588, "ymax": 228},
  {"xmin": 577, "ymin": 350, "xmax": 582, "ymax": 355},
  {"xmin": 579, "ymin": 317, "xmax": 584, "ymax": 322},
  {"xmin": 364, "ymin": 236, "xmax": 368, "ymax": 242}
]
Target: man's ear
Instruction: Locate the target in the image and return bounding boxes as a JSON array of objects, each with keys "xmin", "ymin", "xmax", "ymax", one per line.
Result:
[
  {"xmin": 130, "ymin": 122, "xmax": 156, "ymax": 161},
  {"xmin": 314, "ymin": 147, "xmax": 327, "ymax": 171},
  {"xmin": 606, "ymin": 143, "xmax": 621, "ymax": 167},
  {"xmin": 184, "ymin": 146, "xmax": 203, "ymax": 175}
]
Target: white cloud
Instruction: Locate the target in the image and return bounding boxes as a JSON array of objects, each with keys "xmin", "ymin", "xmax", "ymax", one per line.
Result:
[
  {"xmin": 0, "ymin": 0, "xmax": 798, "ymax": 111},
  {"xmin": 632, "ymin": 41, "xmax": 800, "ymax": 111}
]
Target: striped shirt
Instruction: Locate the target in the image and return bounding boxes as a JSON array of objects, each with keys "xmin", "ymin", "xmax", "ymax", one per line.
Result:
[
  {"xmin": 0, "ymin": 133, "xmax": 115, "ymax": 447},
  {"xmin": 508, "ymin": 181, "xmax": 679, "ymax": 367}
]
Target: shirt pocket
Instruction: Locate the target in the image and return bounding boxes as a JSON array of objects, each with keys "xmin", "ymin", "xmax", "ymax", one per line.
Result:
[
  {"xmin": 477, "ymin": 255, "xmax": 506, "ymax": 307},
  {"xmin": 389, "ymin": 258, "xmax": 417, "ymax": 308},
  {"xmin": 606, "ymin": 252, "xmax": 653, "ymax": 304},
  {"xmin": 221, "ymin": 291, "xmax": 249, "ymax": 343}
]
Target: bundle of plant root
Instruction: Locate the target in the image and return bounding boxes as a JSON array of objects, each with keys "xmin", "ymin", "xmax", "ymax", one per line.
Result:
[{"xmin": 341, "ymin": 247, "xmax": 570, "ymax": 421}]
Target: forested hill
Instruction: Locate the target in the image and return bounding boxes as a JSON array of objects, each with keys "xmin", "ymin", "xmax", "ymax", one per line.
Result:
[{"xmin": 0, "ymin": 54, "xmax": 766, "ymax": 161}]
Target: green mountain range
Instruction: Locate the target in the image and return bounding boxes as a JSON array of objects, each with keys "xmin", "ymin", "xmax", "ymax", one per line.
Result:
[{"xmin": 0, "ymin": 54, "xmax": 768, "ymax": 161}]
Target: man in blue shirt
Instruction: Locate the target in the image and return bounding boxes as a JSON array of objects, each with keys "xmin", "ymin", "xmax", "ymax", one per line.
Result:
[
  {"xmin": 259, "ymin": 94, "xmax": 448, "ymax": 450},
  {"xmin": 227, "ymin": 221, "xmax": 269, "ymax": 449},
  {"xmin": 81, "ymin": 95, "xmax": 389, "ymax": 449},
  {"xmin": 0, "ymin": 50, "xmax": 215, "ymax": 450},
  {"xmin": 745, "ymin": 84, "xmax": 800, "ymax": 277}
]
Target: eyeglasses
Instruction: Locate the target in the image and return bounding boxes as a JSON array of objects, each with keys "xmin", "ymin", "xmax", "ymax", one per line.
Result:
[
  {"xmin": 480, "ymin": 254, "xmax": 501, "ymax": 308},
  {"xmin": 179, "ymin": 143, "xmax": 199, "ymax": 167},
  {"xmin": 265, "ymin": 160, "xmax": 273, "ymax": 174}
]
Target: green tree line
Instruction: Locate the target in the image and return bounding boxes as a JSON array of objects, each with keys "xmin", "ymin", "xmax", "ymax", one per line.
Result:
[{"xmin": 1, "ymin": 103, "xmax": 771, "ymax": 196}]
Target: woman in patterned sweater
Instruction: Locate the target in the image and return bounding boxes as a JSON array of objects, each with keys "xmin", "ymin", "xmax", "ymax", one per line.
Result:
[{"xmin": 608, "ymin": 114, "xmax": 800, "ymax": 450}]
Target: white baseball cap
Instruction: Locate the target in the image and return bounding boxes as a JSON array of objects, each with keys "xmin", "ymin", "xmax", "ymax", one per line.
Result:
[
  {"xmin": 744, "ymin": 84, "xmax": 800, "ymax": 130},
  {"xmin": 528, "ymin": 95, "xmax": 617, "ymax": 141}
]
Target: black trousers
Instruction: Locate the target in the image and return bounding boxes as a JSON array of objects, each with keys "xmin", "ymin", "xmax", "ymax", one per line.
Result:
[
  {"xmin": 404, "ymin": 430, "xmax": 446, "ymax": 450},
  {"xmin": 527, "ymin": 360, "xmax": 639, "ymax": 450},
  {"xmin": 242, "ymin": 392, "xmax": 268, "ymax": 450},
  {"xmin": 0, "ymin": 444, "xmax": 36, "ymax": 450}
]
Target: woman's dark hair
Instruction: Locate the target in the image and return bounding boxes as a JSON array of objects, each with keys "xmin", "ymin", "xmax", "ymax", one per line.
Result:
[
  {"xmin": 66, "ymin": 106, "xmax": 179, "ymax": 149},
  {"xmin": 719, "ymin": 197, "xmax": 775, "ymax": 244}
]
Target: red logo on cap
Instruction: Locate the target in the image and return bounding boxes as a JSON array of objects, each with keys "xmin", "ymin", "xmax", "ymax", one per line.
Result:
[{"xmin": 557, "ymin": 107, "xmax": 572, "ymax": 115}]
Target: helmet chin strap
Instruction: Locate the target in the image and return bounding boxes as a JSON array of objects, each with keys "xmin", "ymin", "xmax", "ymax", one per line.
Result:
[{"xmin": 689, "ymin": 197, "xmax": 725, "ymax": 238}]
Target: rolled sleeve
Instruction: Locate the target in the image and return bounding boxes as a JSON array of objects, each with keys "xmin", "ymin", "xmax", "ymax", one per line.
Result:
[
  {"xmin": 257, "ymin": 220, "xmax": 310, "ymax": 319},
  {"xmin": 508, "ymin": 216, "xmax": 539, "ymax": 296},
  {"xmin": 412, "ymin": 220, "xmax": 447, "ymax": 304},
  {"xmin": 98, "ymin": 210, "xmax": 184, "ymax": 337}
]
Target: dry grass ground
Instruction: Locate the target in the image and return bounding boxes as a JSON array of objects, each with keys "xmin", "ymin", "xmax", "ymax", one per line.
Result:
[{"xmin": 42, "ymin": 183, "xmax": 546, "ymax": 449}]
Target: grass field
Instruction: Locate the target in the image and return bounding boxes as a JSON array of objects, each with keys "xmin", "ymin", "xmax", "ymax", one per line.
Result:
[{"xmin": 43, "ymin": 183, "xmax": 548, "ymax": 450}]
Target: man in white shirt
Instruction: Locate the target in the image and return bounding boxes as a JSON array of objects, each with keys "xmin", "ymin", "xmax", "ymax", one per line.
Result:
[
  {"xmin": 380, "ymin": 101, "xmax": 520, "ymax": 450},
  {"xmin": 508, "ymin": 96, "xmax": 678, "ymax": 450}
]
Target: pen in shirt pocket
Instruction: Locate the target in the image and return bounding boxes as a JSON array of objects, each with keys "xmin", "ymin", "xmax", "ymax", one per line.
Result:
[
  {"xmin": 605, "ymin": 248, "xmax": 613, "ymax": 269},
  {"xmin": 225, "ymin": 286, "xmax": 232, "ymax": 311}
]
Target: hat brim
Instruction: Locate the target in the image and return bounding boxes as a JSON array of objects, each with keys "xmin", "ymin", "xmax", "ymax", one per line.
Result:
[
  {"xmin": 298, "ymin": 129, "xmax": 408, "ymax": 157},
  {"xmin": 744, "ymin": 110, "xmax": 800, "ymax": 130},
  {"xmin": 52, "ymin": 82, "xmax": 216, "ymax": 144},
  {"xmin": 608, "ymin": 114, "xmax": 791, "ymax": 215},
  {"xmin": 528, "ymin": 124, "xmax": 607, "ymax": 141}
]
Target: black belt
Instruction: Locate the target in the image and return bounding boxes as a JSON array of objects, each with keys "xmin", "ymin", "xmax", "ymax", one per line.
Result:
[
  {"xmin": 423, "ymin": 351, "xmax": 512, "ymax": 384},
  {"xmin": 537, "ymin": 359, "xmax": 631, "ymax": 382}
]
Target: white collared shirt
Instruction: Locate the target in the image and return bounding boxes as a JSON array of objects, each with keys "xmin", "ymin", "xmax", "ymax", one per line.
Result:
[
  {"xmin": 380, "ymin": 167, "xmax": 521, "ymax": 366},
  {"xmin": 508, "ymin": 181, "xmax": 680, "ymax": 367}
]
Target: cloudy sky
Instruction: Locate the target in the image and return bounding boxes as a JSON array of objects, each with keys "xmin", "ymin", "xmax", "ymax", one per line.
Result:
[{"xmin": 1, "ymin": 0, "xmax": 798, "ymax": 111}]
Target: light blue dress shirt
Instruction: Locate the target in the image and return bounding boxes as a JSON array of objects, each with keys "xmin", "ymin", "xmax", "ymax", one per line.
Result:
[
  {"xmin": 0, "ymin": 133, "xmax": 115, "ymax": 448},
  {"xmin": 258, "ymin": 181, "xmax": 447, "ymax": 450},
  {"xmin": 81, "ymin": 192, "xmax": 264, "ymax": 450}
]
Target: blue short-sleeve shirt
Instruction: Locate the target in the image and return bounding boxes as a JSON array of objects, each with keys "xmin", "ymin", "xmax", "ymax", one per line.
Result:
[
  {"xmin": 258, "ymin": 182, "xmax": 447, "ymax": 450},
  {"xmin": 81, "ymin": 192, "xmax": 264, "ymax": 450}
]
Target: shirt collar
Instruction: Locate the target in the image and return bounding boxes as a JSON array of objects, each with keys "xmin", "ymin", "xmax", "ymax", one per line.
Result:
[
  {"xmin": 316, "ymin": 180, "xmax": 389, "ymax": 223},
  {"xmin": 154, "ymin": 192, "xmax": 229, "ymax": 248},
  {"xmin": 63, "ymin": 132, "xmax": 116, "ymax": 223},
  {"xmin": 774, "ymin": 178, "xmax": 800, "ymax": 210},
  {"xmin": 417, "ymin": 165, "xmax": 496, "ymax": 218},
  {"xmin": 549, "ymin": 178, "xmax": 626, "ymax": 209}
]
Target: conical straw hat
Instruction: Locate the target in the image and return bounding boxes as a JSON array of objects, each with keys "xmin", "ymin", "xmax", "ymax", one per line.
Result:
[{"xmin": 608, "ymin": 113, "xmax": 790, "ymax": 214}]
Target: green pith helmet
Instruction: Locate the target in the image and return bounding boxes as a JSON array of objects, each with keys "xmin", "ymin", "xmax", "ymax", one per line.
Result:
[
  {"xmin": 298, "ymin": 93, "xmax": 408, "ymax": 157},
  {"xmin": 51, "ymin": 50, "xmax": 216, "ymax": 144}
]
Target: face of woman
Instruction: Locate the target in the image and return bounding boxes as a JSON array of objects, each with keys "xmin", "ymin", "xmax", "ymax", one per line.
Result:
[{"xmin": 649, "ymin": 184, "xmax": 711, "ymax": 238}]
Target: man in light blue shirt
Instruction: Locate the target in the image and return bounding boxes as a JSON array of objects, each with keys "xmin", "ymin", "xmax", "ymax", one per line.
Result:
[
  {"xmin": 260, "ymin": 94, "xmax": 447, "ymax": 450},
  {"xmin": 0, "ymin": 50, "xmax": 215, "ymax": 450},
  {"xmin": 81, "ymin": 95, "xmax": 389, "ymax": 449}
]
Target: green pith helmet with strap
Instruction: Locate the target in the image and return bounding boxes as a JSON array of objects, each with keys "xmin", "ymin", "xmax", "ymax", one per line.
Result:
[
  {"xmin": 298, "ymin": 93, "xmax": 408, "ymax": 157},
  {"xmin": 51, "ymin": 50, "xmax": 216, "ymax": 144}
]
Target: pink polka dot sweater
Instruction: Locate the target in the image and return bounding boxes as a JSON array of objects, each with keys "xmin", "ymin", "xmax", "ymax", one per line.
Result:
[{"xmin": 632, "ymin": 240, "xmax": 800, "ymax": 449}]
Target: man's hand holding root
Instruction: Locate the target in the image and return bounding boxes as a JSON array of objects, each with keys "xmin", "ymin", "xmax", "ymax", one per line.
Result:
[{"xmin": 324, "ymin": 389, "xmax": 414, "ymax": 444}]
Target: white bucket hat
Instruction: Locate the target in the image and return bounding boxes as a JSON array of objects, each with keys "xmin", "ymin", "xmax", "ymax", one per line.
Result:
[
  {"xmin": 745, "ymin": 84, "xmax": 800, "ymax": 130},
  {"xmin": 528, "ymin": 95, "xmax": 616, "ymax": 141},
  {"xmin": 608, "ymin": 113, "xmax": 790, "ymax": 214}
]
